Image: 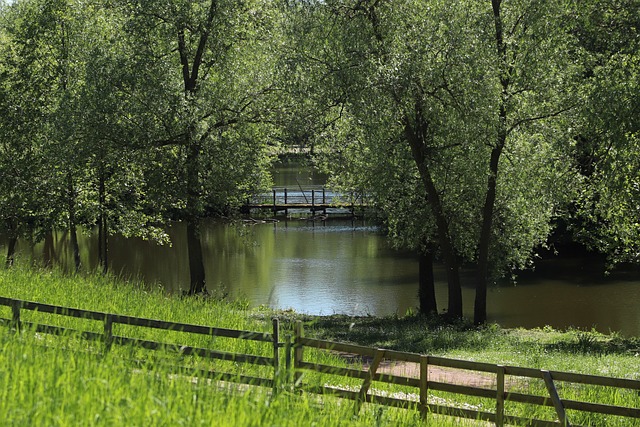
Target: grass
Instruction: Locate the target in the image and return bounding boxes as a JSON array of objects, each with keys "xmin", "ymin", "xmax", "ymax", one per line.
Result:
[
  {"xmin": 1, "ymin": 265, "xmax": 639, "ymax": 426},
  {"xmin": 300, "ymin": 313, "xmax": 640, "ymax": 376}
]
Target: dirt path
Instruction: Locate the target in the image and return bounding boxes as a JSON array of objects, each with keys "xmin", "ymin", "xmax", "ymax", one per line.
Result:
[
  {"xmin": 375, "ymin": 360, "xmax": 500, "ymax": 389},
  {"xmin": 336, "ymin": 352, "xmax": 517, "ymax": 390}
]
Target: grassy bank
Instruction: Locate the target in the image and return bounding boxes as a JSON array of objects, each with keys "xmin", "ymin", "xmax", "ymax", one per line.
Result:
[{"xmin": 1, "ymin": 266, "xmax": 639, "ymax": 426}]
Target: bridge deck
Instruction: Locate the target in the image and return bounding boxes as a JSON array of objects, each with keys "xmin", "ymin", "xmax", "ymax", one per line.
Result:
[{"xmin": 244, "ymin": 187, "xmax": 367, "ymax": 214}]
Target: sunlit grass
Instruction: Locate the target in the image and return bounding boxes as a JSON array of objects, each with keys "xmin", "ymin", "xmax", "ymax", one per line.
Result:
[{"xmin": 1, "ymin": 266, "xmax": 639, "ymax": 426}]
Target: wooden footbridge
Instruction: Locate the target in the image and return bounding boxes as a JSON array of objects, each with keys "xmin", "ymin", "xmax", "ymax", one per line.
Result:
[{"xmin": 243, "ymin": 186, "xmax": 368, "ymax": 216}]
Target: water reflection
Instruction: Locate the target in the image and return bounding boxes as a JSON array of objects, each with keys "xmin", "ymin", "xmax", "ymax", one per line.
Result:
[{"xmin": 2, "ymin": 219, "xmax": 640, "ymax": 337}]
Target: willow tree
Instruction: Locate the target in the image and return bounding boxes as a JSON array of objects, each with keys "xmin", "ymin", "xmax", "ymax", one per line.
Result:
[
  {"xmin": 114, "ymin": 0, "xmax": 282, "ymax": 294},
  {"xmin": 570, "ymin": 0, "xmax": 640, "ymax": 267},
  {"xmin": 0, "ymin": 0, "xmax": 176, "ymax": 272},
  {"xmin": 307, "ymin": 0, "xmax": 579, "ymax": 322},
  {"xmin": 0, "ymin": 0, "xmax": 77, "ymax": 268}
]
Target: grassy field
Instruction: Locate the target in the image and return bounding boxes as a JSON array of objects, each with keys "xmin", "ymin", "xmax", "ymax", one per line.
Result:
[{"xmin": 1, "ymin": 266, "xmax": 639, "ymax": 426}]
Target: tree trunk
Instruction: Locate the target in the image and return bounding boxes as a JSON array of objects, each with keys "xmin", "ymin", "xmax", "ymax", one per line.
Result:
[
  {"xmin": 474, "ymin": 0, "xmax": 509, "ymax": 325},
  {"xmin": 43, "ymin": 230, "xmax": 55, "ymax": 268},
  {"xmin": 97, "ymin": 169, "xmax": 108, "ymax": 275},
  {"xmin": 98, "ymin": 214, "xmax": 108, "ymax": 275},
  {"xmin": 405, "ymin": 119, "xmax": 463, "ymax": 318},
  {"xmin": 6, "ymin": 237, "xmax": 17, "ymax": 268},
  {"xmin": 187, "ymin": 219, "xmax": 206, "ymax": 295},
  {"xmin": 68, "ymin": 172, "xmax": 81, "ymax": 273},
  {"xmin": 418, "ymin": 251, "xmax": 437, "ymax": 315},
  {"xmin": 185, "ymin": 137, "xmax": 206, "ymax": 295},
  {"xmin": 474, "ymin": 145, "xmax": 502, "ymax": 325}
]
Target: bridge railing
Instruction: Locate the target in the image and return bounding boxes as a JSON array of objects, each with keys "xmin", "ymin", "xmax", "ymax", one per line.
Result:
[{"xmin": 247, "ymin": 186, "xmax": 367, "ymax": 212}]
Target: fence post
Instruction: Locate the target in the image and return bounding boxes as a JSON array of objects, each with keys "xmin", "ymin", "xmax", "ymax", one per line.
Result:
[
  {"xmin": 542, "ymin": 370, "xmax": 570, "ymax": 426},
  {"xmin": 285, "ymin": 334, "xmax": 292, "ymax": 391},
  {"xmin": 420, "ymin": 355, "xmax": 429, "ymax": 419},
  {"xmin": 104, "ymin": 314, "xmax": 114, "ymax": 352},
  {"xmin": 354, "ymin": 349, "xmax": 385, "ymax": 414},
  {"xmin": 294, "ymin": 321, "xmax": 304, "ymax": 387},
  {"xmin": 272, "ymin": 318, "xmax": 280, "ymax": 395},
  {"xmin": 496, "ymin": 365, "xmax": 505, "ymax": 427},
  {"xmin": 311, "ymin": 190, "xmax": 315, "ymax": 213},
  {"xmin": 11, "ymin": 299, "xmax": 21, "ymax": 332},
  {"xmin": 322, "ymin": 188, "xmax": 327, "ymax": 214}
]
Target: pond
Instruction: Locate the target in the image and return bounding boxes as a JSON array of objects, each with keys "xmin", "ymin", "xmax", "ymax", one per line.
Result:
[{"xmin": 2, "ymin": 160, "xmax": 639, "ymax": 337}]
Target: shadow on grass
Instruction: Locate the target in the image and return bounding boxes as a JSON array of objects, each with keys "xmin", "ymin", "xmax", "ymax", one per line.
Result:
[
  {"xmin": 284, "ymin": 313, "xmax": 640, "ymax": 357},
  {"xmin": 544, "ymin": 331, "xmax": 640, "ymax": 356}
]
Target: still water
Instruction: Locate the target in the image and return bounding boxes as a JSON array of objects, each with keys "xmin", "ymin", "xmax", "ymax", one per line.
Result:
[
  {"xmin": 4, "ymin": 215, "xmax": 640, "ymax": 337},
  {"xmin": 2, "ymin": 161, "xmax": 639, "ymax": 336}
]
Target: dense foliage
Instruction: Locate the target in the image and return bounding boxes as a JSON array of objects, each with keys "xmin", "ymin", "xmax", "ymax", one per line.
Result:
[{"xmin": 1, "ymin": 0, "xmax": 638, "ymax": 322}]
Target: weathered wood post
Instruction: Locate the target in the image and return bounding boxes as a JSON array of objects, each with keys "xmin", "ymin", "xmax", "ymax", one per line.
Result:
[
  {"xmin": 104, "ymin": 314, "xmax": 114, "ymax": 352},
  {"xmin": 496, "ymin": 365, "xmax": 505, "ymax": 426},
  {"xmin": 272, "ymin": 317, "xmax": 280, "ymax": 395},
  {"xmin": 354, "ymin": 349, "xmax": 385, "ymax": 414},
  {"xmin": 285, "ymin": 334, "xmax": 292, "ymax": 391},
  {"xmin": 284, "ymin": 188, "xmax": 288, "ymax": 216},
  {"xmin": 542, "ymin": 370, "xmax": 570, "ymax": 426},
  {"xmin": 311, "ymin": 190, "xmax": 315, "ymax": 213},
  {"xmin": 294, "ymin": 321, "xmax": 304, "ymax": 387},
  {"xmin": 420, "ymin": 355, "xmax": 429, "ymax": 419},
  {"xmin": 322, "ymin": 188, "xmax": 326, "ymax": 214},
  {"xmin": 272, "ymin": 189, "xmax": 277, "ymax": 216},
  {"xmin": 11, "ymin": 299, "xmax": 21, "ymax": 332}
]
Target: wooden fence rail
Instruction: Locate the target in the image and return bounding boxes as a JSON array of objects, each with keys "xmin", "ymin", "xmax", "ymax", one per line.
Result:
[
  {"xmin": 0, "ymin": 296, "xmax": 282, "ymax": 392},
  {"xmin": 1, "ymin": 297, "xmax": 639, "ymax": 426},
  {"xmin": 293, "ymin": 321, "xmax": 640, "ymax": 427}
]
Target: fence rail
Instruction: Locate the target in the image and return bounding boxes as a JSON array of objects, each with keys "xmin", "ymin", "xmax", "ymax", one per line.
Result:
[
  {"xmin": 0, "ymin": 296, "xmax": 282, "ymax": 392},
  {"xmin": 293, "ymin": 322, "xmax": 640, "ymax": 427},
  {"xmin": 1, "ymin": 297, "xmax": 639, "ymax": 426}
]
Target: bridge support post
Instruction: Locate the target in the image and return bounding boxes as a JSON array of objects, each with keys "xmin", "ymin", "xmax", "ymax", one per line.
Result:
[
  {"xmin": 273, "ymin": 189, "xmax": 276, "ymax": 217},
  {"xmin": 284, "ymin": 188, "xmax": 288, "ymax": 216},
  {"xmin": 322, "ymin": 188, "xmax": 326, "ymax": 214}
]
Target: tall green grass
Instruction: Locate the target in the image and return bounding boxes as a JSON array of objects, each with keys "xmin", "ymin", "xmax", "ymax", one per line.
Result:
[{"xmin": 1, "ymin": 266, "xmax": 639, "ymax": 426}]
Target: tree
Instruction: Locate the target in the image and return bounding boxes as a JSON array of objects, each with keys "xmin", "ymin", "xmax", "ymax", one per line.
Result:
[
  {"xmin": 570, "ymin": 0, "xmax": 640, "ymax": 267},
  {"xmin": 113, "ymin": 0, "xmax": 283, "ymax": 294},
  {"xmin": 0, "ymin": 0, "xmax": 64, "ymax": 267},
  {"xmin": 0, "ymin": 0, "xmax": 171, "ymax": 273},
  {"xmin": 306, "ymin": 0, "xmax": 580, "ymax": 322}
]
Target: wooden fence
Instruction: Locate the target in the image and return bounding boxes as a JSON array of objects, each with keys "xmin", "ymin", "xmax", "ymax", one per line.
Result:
[
  {"xmin": 1, "ymin": 297, "xmax": 639, "ymax": 426},
  {"xmin": 293, "ymin": 322, "xmax": 640, "ymax": 427},
  {"xmin": 0, "ymin": 296, "xmax": 284, "ymax": 392}
]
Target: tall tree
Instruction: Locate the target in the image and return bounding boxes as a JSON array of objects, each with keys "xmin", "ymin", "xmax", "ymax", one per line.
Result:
[
  {"xmin": 0, "ymin": 0, "xmax": 66, "ymax": 267},
  {"xmin": 473, "ymin": 0, "xmax": 581, "ymax": 323},
  {"xmin": 306, "ymin": 0, "xmax": 579, "ymax": 321},
  {"xmin": 115, "ymin": 0, "xmax": 282, "ymax": 294},
  {"xmin": 570, "ymin": 0, "xmax": 640, "ymax": 267}
]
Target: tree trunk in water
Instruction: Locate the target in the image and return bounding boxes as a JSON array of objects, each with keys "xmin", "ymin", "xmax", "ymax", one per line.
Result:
[
  {"xmin": 418, "ymin": 251, "xmax": 437, "ymax": 315},
  {"xmin": 405, "ymin": 118, "xmax": 463, "ymax": 318},
  {"xmin": 5, "ymin": 237, "xmax": 17, "ymax": 268},
  {"xmin": 474, "ymin": 0, "xmax": 509, "ymax": 325},
  {"xmin": 187, "ymin": 220, "xmax": 206, "ymax": 295}
]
